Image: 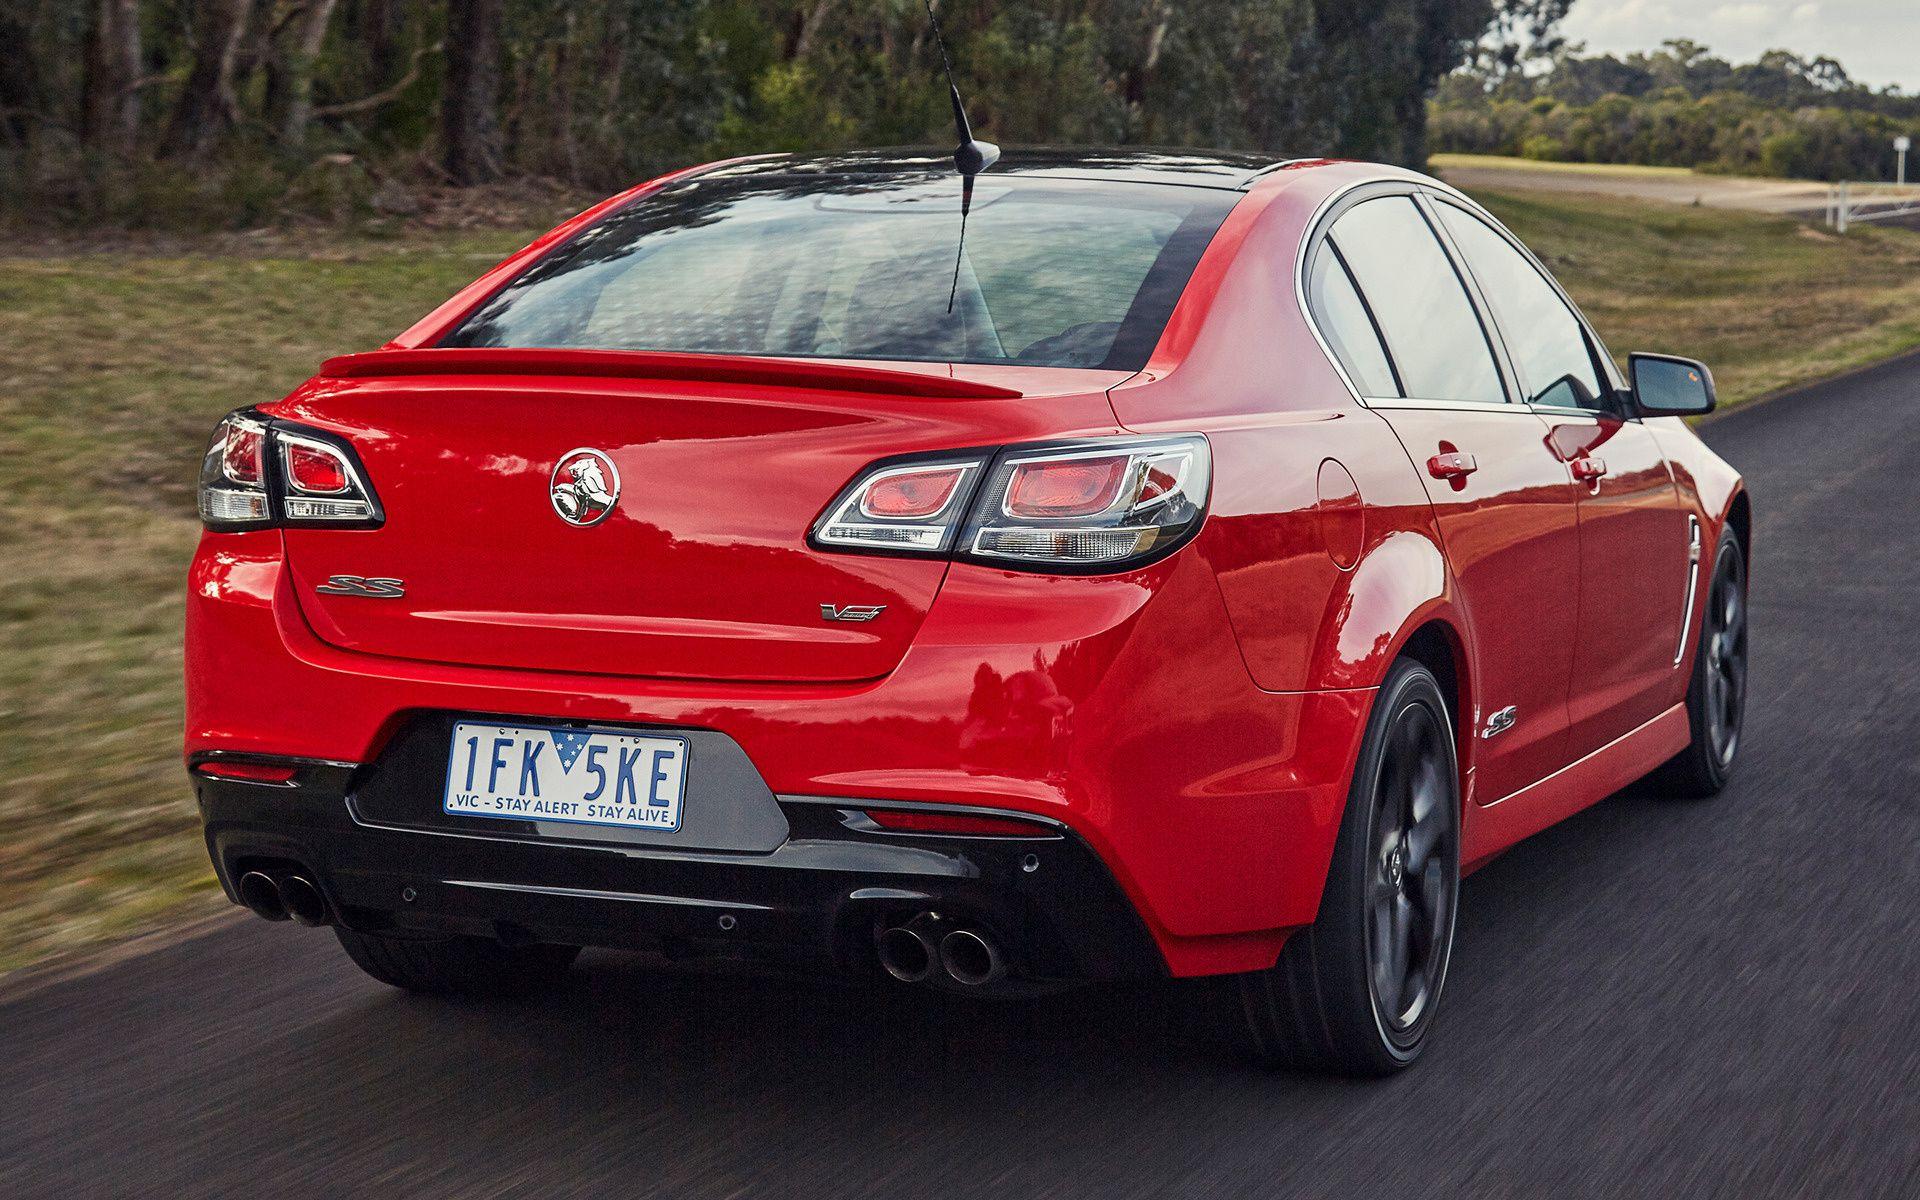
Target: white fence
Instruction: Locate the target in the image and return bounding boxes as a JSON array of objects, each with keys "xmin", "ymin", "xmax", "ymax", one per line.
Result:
[{"xmin": 1825, "ymin": 182, "xmax": 1920, "ymax": 232}]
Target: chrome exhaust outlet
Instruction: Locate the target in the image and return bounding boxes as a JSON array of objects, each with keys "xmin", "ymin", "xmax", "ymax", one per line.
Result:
[
  {"xmin": 236, "ymin": 871, "xmax": 289, "ymax": 922},
  {"xmin": 876, "ymin": 919, "xmax": 939, "ymax": 984},
  {"xmin": 938, "ymin": 927, "xmax": 1006, "ymax": 987},
  {"xmin": 277, "ymin": 874, "xmax": 329, "ymax": 927}
]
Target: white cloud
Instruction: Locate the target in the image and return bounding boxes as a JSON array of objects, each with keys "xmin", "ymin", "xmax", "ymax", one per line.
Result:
[{"xmin": 1708, "ymin": 2, "xmax": 1773, "ymax": 26}]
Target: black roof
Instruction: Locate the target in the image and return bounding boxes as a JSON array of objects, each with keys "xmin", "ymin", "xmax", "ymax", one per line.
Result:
[{"xmin": 699, "ymin": 147, "xmax": 1294, "ymax": 191}]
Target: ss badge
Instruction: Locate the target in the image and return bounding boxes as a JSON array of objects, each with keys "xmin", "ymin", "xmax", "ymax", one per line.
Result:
[
  {"xmin": 316, "ymin": 575, "xmax": 406, "ymax": 599},
  {"xmin": 820, "ymin": 604, "xmax": 885, "ymax": 623}
]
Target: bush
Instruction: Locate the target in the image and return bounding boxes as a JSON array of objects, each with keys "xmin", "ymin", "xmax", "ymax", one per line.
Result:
[{"xmin": 1520, "ymin": 133, "xmax": 1568, "ymax": 161}]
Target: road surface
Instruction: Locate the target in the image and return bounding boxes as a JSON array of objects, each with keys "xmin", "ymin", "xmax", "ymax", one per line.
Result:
[{"xmin": 5, "ymin": 355, "xmax": 1919, "ymax": 1198}]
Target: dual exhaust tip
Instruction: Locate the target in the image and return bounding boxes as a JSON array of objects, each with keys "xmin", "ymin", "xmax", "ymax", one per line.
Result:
[
  {"xmin": 877, "ymin": 915, "xmax": 1006, "ymax": 987},
  {"xmin": 236, "ymin": 870, "xmax": 329, "ymax": 927}
]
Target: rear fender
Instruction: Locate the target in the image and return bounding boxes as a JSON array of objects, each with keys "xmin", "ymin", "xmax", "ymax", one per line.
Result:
[{"xmin": 1312, "ymin": 532, "xmax": 1481, "ymax": 801}]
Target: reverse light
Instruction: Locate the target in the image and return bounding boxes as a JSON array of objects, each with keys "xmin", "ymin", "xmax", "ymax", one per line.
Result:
[
  {"xmin": 810, "ymin": 435, "xmax": 1210, "ymax": 573},
  {"xmin": 197, "ymin": 410, "xmax": 383, "ymax": 531}
]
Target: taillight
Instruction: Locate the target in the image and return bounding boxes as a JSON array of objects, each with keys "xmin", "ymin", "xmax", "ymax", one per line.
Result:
[
  {"xmin": 198, "ymin": 413, "xmax": 272, "ymax": 526},
  {"xmin": 197, "ymin": 409, "xmax": 383, "ymax": 531},
  {"xmin": 812, "ymin": 459, "xmax": 981, "ymax": 552},
  {"xmin": 810, "ymin": 435, "xmax": 1210, "ymax": 573}
]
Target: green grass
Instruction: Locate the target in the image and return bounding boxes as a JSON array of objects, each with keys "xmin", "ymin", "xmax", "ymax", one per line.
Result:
[
  {"xmin": 1432, "ymin": 153, "xmax": 1705, "ymax": 179},
  {"xmin": 0, "ymin": 230, "xmax": 537, "ymax": 973},
  {"xmin": 4, "ymin": 187, "xmax": 1920, "ymax": 976},
  {"xmin": 1472, "ymin": 186, "xmax": 1920, "ymax": 405}
]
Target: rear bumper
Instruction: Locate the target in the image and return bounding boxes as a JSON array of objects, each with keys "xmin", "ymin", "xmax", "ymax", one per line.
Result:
[
  {"xmin": 197, "ymin": 760, "xmax": 1164, "ymax": 982},
  {"xmin": 187, "ymin": 530, "xmax": 1376, "ymax": 977}
]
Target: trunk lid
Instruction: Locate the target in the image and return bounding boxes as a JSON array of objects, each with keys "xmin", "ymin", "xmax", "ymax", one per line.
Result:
[{"xmin": 274, "ymin": 349, "xmax": 1125, "ymax": 683}]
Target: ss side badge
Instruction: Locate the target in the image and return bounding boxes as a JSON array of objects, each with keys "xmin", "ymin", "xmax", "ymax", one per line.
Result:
[{"xmin": 316, "ymin": 575, "xmax": 406, "ymax": 599}]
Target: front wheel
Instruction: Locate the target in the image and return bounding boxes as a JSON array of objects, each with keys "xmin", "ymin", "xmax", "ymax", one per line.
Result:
[
  {"xmin": 1653, "ymin": 533, "xmax": 1747, "ymax": 798},
  {"xmin": 1223, "ymin": 658, "xmax": 1460, "ymax": 1076}
]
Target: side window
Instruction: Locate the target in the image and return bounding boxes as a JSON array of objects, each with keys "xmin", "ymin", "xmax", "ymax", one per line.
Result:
[
  {"xmin": 1329, "ymin": 196, "xmax": 1506, "ymax": 405},
  {"xmin": 1307, "ymin": 246, "xmax": 1400, "ymax": 397},
  {"xmin": 1436, "ymin": 202, "xmax": 1607, "ymax": 409}
]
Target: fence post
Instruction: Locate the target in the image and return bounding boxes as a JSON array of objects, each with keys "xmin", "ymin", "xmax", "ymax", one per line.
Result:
[{"xmin": 1837, "ymin": 182, "xmax": 1849, "ymax": 235}]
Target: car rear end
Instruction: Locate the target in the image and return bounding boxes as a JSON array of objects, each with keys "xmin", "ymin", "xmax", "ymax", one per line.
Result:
[{"xmin": 185, "ymin": 153, "xmax": 1364, "ymax": 988}]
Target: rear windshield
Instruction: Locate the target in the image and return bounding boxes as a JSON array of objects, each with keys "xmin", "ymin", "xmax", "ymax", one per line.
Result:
[{"xmin": 441, "ymin": 173, "xmax": 1238, "ymax": 372}]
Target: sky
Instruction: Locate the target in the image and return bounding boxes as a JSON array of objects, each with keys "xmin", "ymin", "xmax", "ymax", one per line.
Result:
[{"xmin": 1559, "ymin": 0, "xmax": 1918, "ymax": 91}]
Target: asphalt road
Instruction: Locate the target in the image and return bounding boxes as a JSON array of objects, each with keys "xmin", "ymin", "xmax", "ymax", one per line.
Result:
[{"xmin": 6, "ymin": 356, "xmax": 1920, "ymax": 1199}]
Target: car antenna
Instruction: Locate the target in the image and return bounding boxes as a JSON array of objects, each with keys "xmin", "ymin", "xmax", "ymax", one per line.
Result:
[{"xmin": 921, "ymin": 0, "xmax": 998, "ymax": 312}]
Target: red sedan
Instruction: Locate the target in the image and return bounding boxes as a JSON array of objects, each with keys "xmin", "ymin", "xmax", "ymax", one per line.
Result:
[{"xmin": 187, "ymin": 149, "xmax": 1748, "ymax": 1075}]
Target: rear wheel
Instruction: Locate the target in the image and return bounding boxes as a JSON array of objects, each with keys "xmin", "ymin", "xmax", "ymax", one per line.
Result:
[
  {"xmin": 335, "ymin": 928, "xmax": 580, "ymax": 996},
  {"xmin": 1224, "ymin": 658, "xmax": 1460, "ymax": 1076},
  {"xmin": 1653, "ymin": 534, "xmax": 1747, "ymax": 798}
]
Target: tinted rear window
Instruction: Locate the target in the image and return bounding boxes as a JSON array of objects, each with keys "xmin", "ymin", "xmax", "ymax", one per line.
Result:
[{"xmin": 442, "ymin": 174, "xmax": 1237, "ymax": 372}]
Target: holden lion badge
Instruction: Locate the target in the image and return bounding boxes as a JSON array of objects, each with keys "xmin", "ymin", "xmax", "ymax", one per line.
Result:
[{"xmin": 551, "ymin": 448, "xmax": 620, "ymax": 527}]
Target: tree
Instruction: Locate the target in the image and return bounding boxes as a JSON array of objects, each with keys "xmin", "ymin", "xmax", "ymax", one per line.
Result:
[
  {"xmin": 271, "ymin": 0, "xmax": 342, "ymax": 150},
  {"xmin": 162, "ymin": 0, "xmax": 254, "ymax": 159},
  {"xmin": 443, "ymin": 0, "xmax": 504, "ymax": 183},
  {"xmin": 81, "ymin": 0, "xmax": 143, "ymax": 154},
  {"xmin": 1470, "ymin": 0, "xmax": 1571, "ymax": 93}
]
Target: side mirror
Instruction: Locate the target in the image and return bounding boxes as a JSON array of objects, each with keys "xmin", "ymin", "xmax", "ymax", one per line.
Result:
[{"xmin": 1629, "ymin": 353, "xmax": 1717, "ymax": 417}]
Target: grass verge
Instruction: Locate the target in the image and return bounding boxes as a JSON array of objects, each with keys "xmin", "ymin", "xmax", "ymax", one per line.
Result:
[
  {"xmin": 1472, "ymin": 185, "xmax": 1920, "ymax": 404},
  {"xmin": 1431, "ymin": 152, "xmax": 1704, "ymax": 179},
  {"xmin": 0, "ymin": 229, "xmax": 539, "ymax": 973},
  {"xmin": 3, "ymin": 186, "xmax": 1920, "ymax": 975}
]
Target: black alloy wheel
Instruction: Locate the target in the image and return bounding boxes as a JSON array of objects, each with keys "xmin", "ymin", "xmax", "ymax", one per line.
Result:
[{"xmin": 1226, "ymin": 658, "xmax": 1460, "ymax": 1076}]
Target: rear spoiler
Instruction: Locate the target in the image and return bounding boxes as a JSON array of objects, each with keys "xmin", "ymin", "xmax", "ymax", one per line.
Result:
[{"xmin": 317, "ymin": 348, "xmax": 1025, "ymax": 400}]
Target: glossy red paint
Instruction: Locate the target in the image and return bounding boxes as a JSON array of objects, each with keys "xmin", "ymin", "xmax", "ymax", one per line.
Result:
[{"xmin": 185, "ymin": 155, "xmax": 1745, "ymax": 978}]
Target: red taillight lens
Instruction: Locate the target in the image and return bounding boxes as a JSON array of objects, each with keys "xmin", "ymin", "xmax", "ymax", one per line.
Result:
[
  {"xmin": 194, "ymin": 760, "xmax": 298, "ymax": 784},
  {"xmin": 285, "ymin": 441, "xmax": 351, "ymax": 494},
  {"xmin": 1003, "ymin": 455, "xmax": 1129, "ymax": 518},
  {"xmin": 862, "ymin": 809, "xmax": 1054, "ymax": 837},
  {"xmin": 860, "ymin": 466, "xmax": 966, "ymax": 519},
  {"xmin": 221, "ymin": 423, "xmax": 265, "ymax": 485}
]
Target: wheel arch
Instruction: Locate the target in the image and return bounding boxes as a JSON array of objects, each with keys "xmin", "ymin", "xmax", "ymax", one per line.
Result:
[{"xmin": 1723, "ymin": 486, "xmax": 1751, "ymax": 560}]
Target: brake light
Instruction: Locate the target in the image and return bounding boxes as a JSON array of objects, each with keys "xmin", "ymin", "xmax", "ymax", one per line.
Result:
[
  {"xmin": 221, "ymin": 422, "xmax": 265, "ymax": 485},
  {"xmin": 284, "ymin": 440, "xmax": 351, "ymax": 494},
  {"xmin": 1004, "ymin": 455, "xmax": 1129, "ymax": 518},
  {"xmin": 810, "ymin": 435, "xmax": 1209, "ymax": 573},
  {"xmin": 197, "ymin": 410, "xmax": 383, "ymax": 531},
  {"xmin": 861, "ymin": 465, "xmax": 968, "ymax": 519}
]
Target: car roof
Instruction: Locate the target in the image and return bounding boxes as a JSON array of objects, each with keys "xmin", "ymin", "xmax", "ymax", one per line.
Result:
[{"xmin": 695, "ymin": 147, "xmax": 1300, "ymax": 192}]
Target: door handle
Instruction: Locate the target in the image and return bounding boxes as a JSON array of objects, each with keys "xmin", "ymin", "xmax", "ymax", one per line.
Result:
[
  {"xmin": 1569, "ymin": 456, "xmax": 1609, "ymax": 482},
  {"xmin": 1426, "ymin": 451, "xmax": 1478, "ymax": 481}
]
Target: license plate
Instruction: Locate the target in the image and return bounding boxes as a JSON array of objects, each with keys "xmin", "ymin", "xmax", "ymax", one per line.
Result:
[{"xmin": 444, "ymin": 721, "xmax": 688, "ymax": 832}]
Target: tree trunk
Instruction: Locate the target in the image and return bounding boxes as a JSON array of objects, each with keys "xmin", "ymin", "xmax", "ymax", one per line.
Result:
[
  {"xmin": 276, "ymin": 0, "xmax": 341, "ymax": 149},
  {"xmin": 442, "ymin": 0, "xmax": 503, "ymax": 185},
  {"xmin": 81, "ymin": 0, "xmax": 142, "ymax": 155},
  {"xmin": 0, "ymin": 8, "xmax": 37, "ymax": 151},
  {"xmin": 162, "ymin": 0, "xmax": 254, "ymax": 160}
]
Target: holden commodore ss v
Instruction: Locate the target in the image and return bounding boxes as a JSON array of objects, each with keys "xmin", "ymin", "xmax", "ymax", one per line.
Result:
[{"xmin": 187, "ymin": 146, "xmax": 1748, "ymax": 1076}]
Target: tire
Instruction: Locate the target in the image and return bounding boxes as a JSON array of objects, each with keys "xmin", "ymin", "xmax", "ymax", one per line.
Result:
[
  {"xmin": 335, "ymin": 928, "xmax": 580, "ymax": 996},
  {"xmin": 1225, "ymin": 658, "xmax": 1460, "ymax": 1076},
  {"xmin": 1652, "ymin": 533, "xmax": 1748, "ymax": 798}
]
